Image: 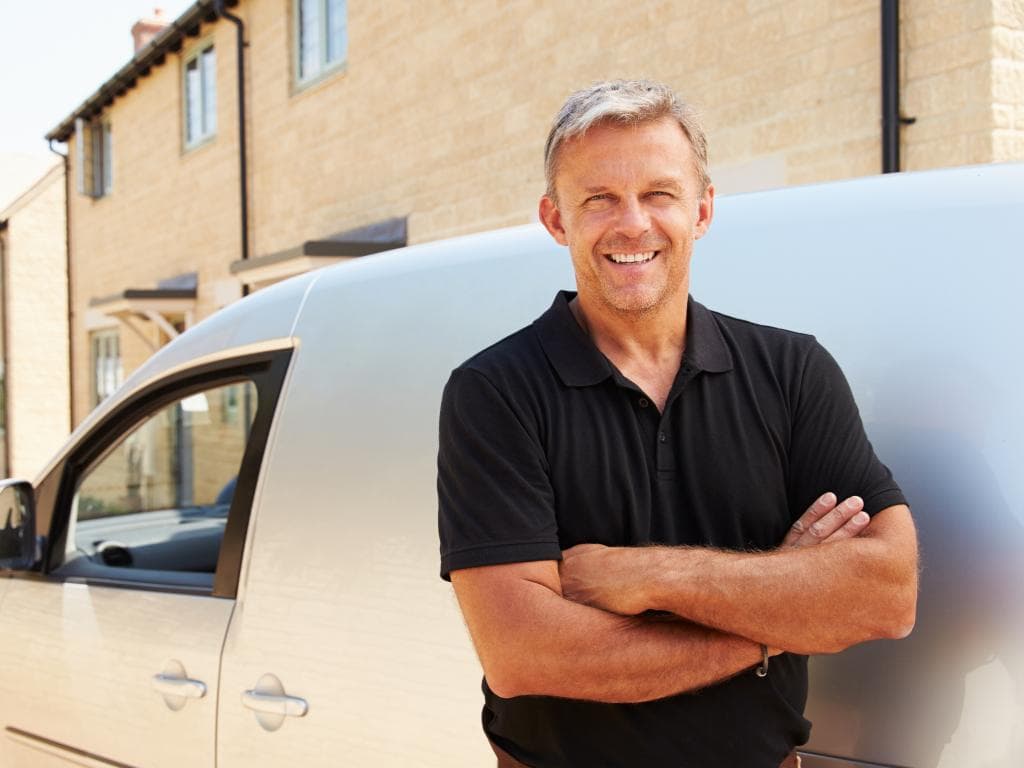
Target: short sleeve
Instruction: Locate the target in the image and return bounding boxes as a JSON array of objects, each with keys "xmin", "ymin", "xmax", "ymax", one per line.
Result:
[
  {"xmin": 787, "ymin": 341, "xmax": 907, "ymax": 518},
  {"xmin": 437, "ymin": 368, "xmax": 561, "ymax": 580}
]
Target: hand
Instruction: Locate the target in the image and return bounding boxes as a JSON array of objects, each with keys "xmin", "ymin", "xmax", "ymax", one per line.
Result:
[
  {"xmin": 559, "ymin": 544, "xmax": 648, "ymax": 616},
  {"xmin": 781, "ymin": 492, "xmax": 869, "ymax": 548}
]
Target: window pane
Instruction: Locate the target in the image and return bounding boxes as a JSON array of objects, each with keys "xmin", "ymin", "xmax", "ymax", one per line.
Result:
[
  {"xmin": 202, "ymin": 47, "xmax": 217, "ymax": 137},
  {"xmin": 299, "ymin": 0, "xmax": 321, "ymax": 79},
  {"xmin": 186, "ymin": 57, "xmax": 202, "ymax": 143},
  {"xmin": 326, "ymin": 0, "xmax": 347, "ymax": 65},
  {"xmin": 92, "ymin": 330, "xmax": 122, "ymax": 405},
  {"xmin": 74, "ymin": 381, "xmax": 258, "ymax": 573},
  {"xmin": 91, "ymin": 124, "xmax": 104, "ymax": 197},
  {"xmin": 75, "ymin": 119, "xmax": 86, "ymax": 194},
  {"xmin": 102, "ymin": 124, "xmax": 113, "ymax": 194}
]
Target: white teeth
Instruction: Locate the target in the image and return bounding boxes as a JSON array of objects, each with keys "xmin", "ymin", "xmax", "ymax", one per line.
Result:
[{"xmin": 608, "ymin": 251, "xmax": 656, "ymax": 264}]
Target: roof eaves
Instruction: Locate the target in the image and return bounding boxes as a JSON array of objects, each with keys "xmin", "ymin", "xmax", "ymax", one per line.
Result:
[{"xmin": 45, "ymin": 0, "xmax": 235, "ymax": 143}]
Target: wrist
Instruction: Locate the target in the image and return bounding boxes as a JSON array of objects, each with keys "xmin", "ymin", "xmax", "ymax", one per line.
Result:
[{"xmin": 640, "ymin": 546, "xmax": 699, "ymax": 613}]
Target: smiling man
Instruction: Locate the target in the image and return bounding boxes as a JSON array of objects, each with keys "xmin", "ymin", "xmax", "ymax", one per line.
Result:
[{"xmin": 437, "ymin": 80, "xmax": 918, "ymax": 768}]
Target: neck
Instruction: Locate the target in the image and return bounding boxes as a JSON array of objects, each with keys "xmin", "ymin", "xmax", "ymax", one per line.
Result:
[{"xmin": 571, "ymin": 289, "xmax": 689, "ymax": 370}]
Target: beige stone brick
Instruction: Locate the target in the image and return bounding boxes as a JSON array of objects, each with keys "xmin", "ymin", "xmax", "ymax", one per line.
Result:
[
  {"xmin": 992, "ymin": 59, "xmax": 1024, "ymax": 100},
  {"xmin": 994, "ymin": 102, "xmax": 1017, "ymax": 125},
  {"xmin": 992, "ymin": 127, "xmax": 1024, "ymax": 156},
  {"xmin": 991, "ymin": 24, "xmax": 1023, "ymax": 56},
  {"xmin": 969, "ymin": 129, "xmax": 997, "ymax": 159},
  {"xmin": 992, "ymin": 0, "xmax": 1024, "ymax": 28},
  {"xmin": 906, "ymin": 31, "xmax": 992, "ymax": 80},
  {"xmin": 829, "ymin": 0, "xmax": 877, "ymax": 19},
  {"xmin": 904, "ymin": 134, "xmax": 968, "ymax": 169},
  {"xmin": 780, "ymin": 0, "xmax": 832, "ymax": 34}
]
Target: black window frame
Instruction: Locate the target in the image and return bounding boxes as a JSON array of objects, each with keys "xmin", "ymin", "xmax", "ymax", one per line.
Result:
[{"xmin": 30, "ymin": 346, "xmax": 292, "ymax": 599}]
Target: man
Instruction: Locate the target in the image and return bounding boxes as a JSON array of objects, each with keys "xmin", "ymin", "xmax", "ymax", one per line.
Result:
[{"xmin": 437, "ymin": 80, "xmax": 917, "ymax": 768}]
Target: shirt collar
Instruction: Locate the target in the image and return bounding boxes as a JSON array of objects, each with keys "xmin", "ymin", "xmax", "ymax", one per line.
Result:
[{"xmin": 534, "ymin": 290, "xmax": 734, "ymax": 387}]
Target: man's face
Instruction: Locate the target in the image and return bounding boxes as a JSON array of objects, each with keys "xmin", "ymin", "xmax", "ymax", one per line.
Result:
[{"xmin": 539, "ymin": 117, "xmax": 714, "ymax": 318}]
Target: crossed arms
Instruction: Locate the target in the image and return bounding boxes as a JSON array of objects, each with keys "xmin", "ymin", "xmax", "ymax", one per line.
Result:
[{"xmin": 450, "ymin": 494, "xmax": 918, "ymax": 704}]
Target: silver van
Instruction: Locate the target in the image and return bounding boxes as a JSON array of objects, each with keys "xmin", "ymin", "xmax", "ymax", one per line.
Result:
[{"xmin": 1, "ymin": 162, "xmax": 1021, "ymax": 767}]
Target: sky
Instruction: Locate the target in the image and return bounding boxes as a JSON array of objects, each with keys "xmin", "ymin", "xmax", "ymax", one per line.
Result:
[{"xmin": 0, "ymin": 0, "xmax": 193, "ymax": 209}]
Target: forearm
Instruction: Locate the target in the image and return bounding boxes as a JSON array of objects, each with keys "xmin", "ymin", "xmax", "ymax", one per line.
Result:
[
  {"xmin": 563, "ymin": 505, "xmax": 918, "ymax": 655},
  {"xmin": 643, "ymin": 537, "xmax": 916, "ymax": 653},
  {"xmin": 452, "ymin": 568, "xmax": 767, "ymax": 704}
]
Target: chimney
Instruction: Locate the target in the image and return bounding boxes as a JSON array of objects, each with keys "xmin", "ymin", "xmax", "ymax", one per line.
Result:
[{"xmin": 132, "ymin": 8, "xmax": 169, "ymax": 53}]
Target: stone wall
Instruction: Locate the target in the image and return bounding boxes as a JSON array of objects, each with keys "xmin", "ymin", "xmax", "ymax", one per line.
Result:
[{"xmin": 1, "ymin": 163, "xmax": 70, "ymax": 478}]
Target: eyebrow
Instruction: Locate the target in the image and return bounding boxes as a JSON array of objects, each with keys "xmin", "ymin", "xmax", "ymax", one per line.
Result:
[
  {"xmin": 581, "ymin": 179, "xmax": 684, "ymax": 194},
  {"xmin": 648, "ymin": 178, "xmax": 684, "ymax": 192}
]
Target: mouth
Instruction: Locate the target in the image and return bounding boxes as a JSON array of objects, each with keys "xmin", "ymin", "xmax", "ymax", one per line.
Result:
[{"xmin": 605, "ymin": 250, "xmax": 658, "ymax": 264}]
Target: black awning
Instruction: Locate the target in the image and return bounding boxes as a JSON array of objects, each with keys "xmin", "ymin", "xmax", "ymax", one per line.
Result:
[
  {"xmin": 230, "ymin": 216, "xmax": 407, "ymax": 277},
  {"xmin": 90, "ymin": 272, "xmax": 198, "ymax": 308}
]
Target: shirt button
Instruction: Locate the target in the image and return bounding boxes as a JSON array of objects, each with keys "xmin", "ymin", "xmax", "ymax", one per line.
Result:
[
  {"xmin": 638, "ymin": 397, "xmax": 649, "ymax": 408},
  {"xmin": 659, "ymin": 432, "xmax": 667, "ymax": 443}
]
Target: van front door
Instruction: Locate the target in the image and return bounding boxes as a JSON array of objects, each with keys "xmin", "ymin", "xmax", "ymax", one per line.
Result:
[{"xmin": 0, "ymin": 349, "xmax": 291, "ymax": 768}]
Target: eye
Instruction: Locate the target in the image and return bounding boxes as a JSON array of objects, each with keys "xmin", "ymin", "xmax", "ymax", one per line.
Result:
[{"xmin": 586, "ymin": 193, "xmax": 610, "ymax": 202}]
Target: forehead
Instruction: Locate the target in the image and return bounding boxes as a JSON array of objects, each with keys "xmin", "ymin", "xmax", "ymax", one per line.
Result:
[{"xmin": 555, "ymin": 118, "xmax": 696, "ymax": 190}]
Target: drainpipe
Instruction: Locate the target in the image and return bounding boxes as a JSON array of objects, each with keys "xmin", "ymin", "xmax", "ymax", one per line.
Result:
[
  {"xmin": 215, "ymin": 0, "xmax": 250, "ymax": 295},
  {"xmin": 0, "ymin": 217, "xmax": 9, "ymax": 476},
  {"xmin": 881, "ymin": 0, "xmax": 916, "ymax": 173},
  {"xmin": 48, "ymin": 139, "xmax": 74, "ymax": 434}
]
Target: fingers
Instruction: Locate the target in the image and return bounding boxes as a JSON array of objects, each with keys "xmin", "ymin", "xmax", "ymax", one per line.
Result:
[
  {"xmin": 808, "ymin": 496, "xmax": 865, "ymax": 545},
  {"xmin": 813, "ymin": 504, "xmax": 870, "ymax": 544},
  {"xmin": 781, "ymin": 492, "xmax": 838, "ymax": 547},
  {"xmin": 784, "ymin": 493, "xmax": 868, "ymax": 548}
]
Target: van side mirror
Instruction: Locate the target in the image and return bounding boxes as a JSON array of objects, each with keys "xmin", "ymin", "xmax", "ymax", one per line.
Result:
[{"xmin": 0, "ymin": 479, "xmax": 37, "ymax": 570}]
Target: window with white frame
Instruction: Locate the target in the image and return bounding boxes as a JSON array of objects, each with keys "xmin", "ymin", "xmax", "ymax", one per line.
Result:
[
  {"xmin": 91, "ymin": 330, "xmax": 124, "ymax": 406},
  {"xmin": 75, "ymin": 118, "xmax": 112, "ymax": 198},
  {"xmin": 296, "ymin": 0, "xmax": 347, "ymax": 84},
  {"xmin": 184, "ymin": 44, "xmax": 217, "ymax": 147}
]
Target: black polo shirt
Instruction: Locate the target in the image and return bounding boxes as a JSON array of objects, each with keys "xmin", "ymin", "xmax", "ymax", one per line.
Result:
[{"xmin": 437, "ymin": 291, "xmax": 906, "ymax": 768}]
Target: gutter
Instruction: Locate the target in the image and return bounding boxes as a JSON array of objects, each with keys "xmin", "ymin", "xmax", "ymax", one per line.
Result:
[
  {"xmin": 881, "ymin": 0, "xmax": 916, "ymax": 173},
  {"xmin": 48, "ymin": 140, "xmax": 74, "ymax": 435},
  {"xmin": 0, "ymin": 217, "xmax": 8, "ymax": 474}
]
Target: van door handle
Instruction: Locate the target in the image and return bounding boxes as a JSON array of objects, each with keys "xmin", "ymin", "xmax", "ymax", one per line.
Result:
[
  {"xmin": 153, "ymin": 661, "xmax": 206, "ymax": 711},
  {"xmin": 241, "ymin": 673, "xmax": 308, "ymax": 731},
  {"xmin": 152, "ymin": 673, "xmax": 207, "ymax": 699},
  {"xmin": 241, "ymin": 689, "xmax": 308, "ymax": 717}
]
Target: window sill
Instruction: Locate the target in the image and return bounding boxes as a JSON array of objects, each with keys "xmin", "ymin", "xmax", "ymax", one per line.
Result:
[
  {"xmin": 291, "ymin": 59, "xmax": 348, "ymax": 98},
  {"xmin": 183, "ymin": 133, "xmax": 217, "ymax": 155}
]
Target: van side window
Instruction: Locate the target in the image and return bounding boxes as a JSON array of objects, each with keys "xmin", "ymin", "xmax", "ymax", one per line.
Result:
[{"xmin": 67, "ymin": 381, "xmax": 257, "ymax": 580}]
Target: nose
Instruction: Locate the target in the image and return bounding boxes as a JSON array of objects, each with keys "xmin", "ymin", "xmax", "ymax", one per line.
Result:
[{"xmin": 612, "ymin": 197, "xmax": 651, "ymax": 239}]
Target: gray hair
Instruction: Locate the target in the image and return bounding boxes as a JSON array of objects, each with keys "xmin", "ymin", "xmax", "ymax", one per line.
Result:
[{"xmin": 543, "ymin": 79, "xmax": 710, "ymax": 199}]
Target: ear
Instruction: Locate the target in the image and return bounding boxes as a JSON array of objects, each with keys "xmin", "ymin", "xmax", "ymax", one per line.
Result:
[
  {"xmin": 693, "ymin": 183, "xmax": 715, "ymax": 241},
  {"xmin": 539, "ymin": 195, "xmax": 569, "ymax": 246}
]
